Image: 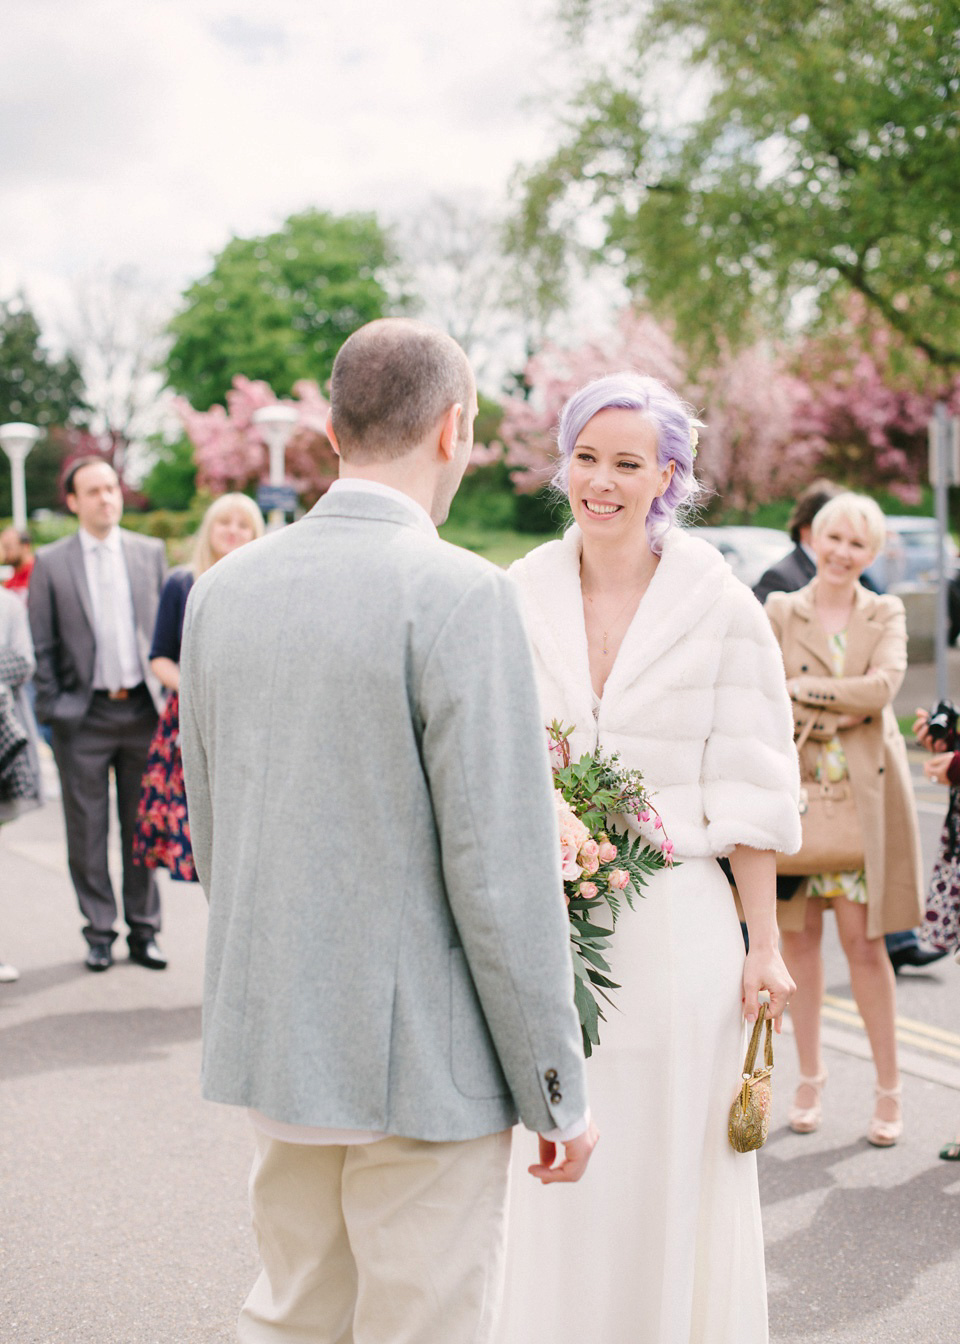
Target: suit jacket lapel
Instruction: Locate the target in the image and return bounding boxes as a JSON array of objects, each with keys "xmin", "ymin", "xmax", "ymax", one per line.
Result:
[
  {"xmin": 120, "ymin": 531, "xmax": 150, "ymax": 642},
  {"xmin": 67, "ymin": 533, "xmax": 95, "ymax": 636},
  {"xmin": 842, "ymin": 584, "xmax": 883, "ymax": 675},
  {"xmin": 791, "ymin": 583, "xmax": 834, "ymax": 673}
]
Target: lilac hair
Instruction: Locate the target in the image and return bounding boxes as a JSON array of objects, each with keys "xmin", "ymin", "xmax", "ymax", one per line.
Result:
[{"xmin": 553, "ymin": 372, "xmax": 701, "ymax": 554}]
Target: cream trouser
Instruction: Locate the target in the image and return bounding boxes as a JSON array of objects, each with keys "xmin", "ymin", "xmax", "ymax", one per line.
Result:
[{"xmin": 238, "ymin": 1127, "xmax": 513, "ymax": 1344}]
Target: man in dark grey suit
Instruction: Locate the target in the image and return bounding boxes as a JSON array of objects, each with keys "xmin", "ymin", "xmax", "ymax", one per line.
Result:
[
  {"xmin": 28, "ymin": 457, "xmax": 167, "ymax": 972},
  {"xmin": 181, "ymin": 320, "xmax": 596, "ymax": 1343},
  {"xmin": 752, "ymin": 480, "xmax": 835, "ymax": 606}
]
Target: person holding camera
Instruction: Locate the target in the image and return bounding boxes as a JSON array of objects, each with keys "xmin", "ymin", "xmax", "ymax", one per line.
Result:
[
  {"xmin": 766, "ymin": 493, "xmax": 925, "ymax": 1147},
  {"xmin": 912, "ymin": 702, "xmax": 960, "ymax": 958}
]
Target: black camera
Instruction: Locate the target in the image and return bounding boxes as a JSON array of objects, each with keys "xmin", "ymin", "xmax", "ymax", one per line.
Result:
[{"xmin": 927, "ymin": 699, "xmax": 959, "ymax": 748}]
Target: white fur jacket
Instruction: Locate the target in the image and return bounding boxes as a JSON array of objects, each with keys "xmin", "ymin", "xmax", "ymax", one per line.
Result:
[{"xmin": 510, "ymin": 525, "xmax": 802, "ymax": 860}]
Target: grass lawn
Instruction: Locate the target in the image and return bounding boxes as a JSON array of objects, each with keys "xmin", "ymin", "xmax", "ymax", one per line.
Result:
[{"xmin": 437, "ymin": 524, "xmax": 559, "ymax": 568}]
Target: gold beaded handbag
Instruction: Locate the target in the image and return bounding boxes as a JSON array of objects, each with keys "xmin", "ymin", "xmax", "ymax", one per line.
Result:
[{"xmin": 728, "ymin": 1007, "xmax": 774, "ymax": 1153}]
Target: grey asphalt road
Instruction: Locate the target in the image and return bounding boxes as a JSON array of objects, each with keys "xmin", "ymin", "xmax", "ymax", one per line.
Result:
[{"xmin": 3, "ymin": 659, "xmax": 960, "ymax": 1344}]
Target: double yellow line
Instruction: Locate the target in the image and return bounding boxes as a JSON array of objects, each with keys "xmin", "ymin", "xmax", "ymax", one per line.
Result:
[{"xmin": 822, "ymin": 993, "xmax": 960, "ymax": 1062}]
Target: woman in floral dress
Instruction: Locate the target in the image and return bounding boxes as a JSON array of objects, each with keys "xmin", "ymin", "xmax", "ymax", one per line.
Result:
[{"xmin": 133, "ymin": 493, "xmax": 264, "ymax": 880}]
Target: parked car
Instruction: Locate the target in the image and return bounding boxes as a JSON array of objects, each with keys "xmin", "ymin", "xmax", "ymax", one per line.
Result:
[
  {"xmin": 863, "ymin": 515, "xmax": 958, "ymax": 592},
  {"xmin": 686, "ymin": 526, "xmax": 792, "ymax": 590}
]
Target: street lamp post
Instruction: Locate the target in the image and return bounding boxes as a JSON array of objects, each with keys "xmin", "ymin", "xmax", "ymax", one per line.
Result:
[
  {"xmin": 0, "ymin": 422, "xmax": 42, "ymax": 532},
  {"xmin": 251, "ymin": 405, "xmax": 299, "ymax": 530}
]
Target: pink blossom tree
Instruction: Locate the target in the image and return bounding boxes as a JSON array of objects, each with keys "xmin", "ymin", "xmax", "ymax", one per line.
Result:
[
  {"xmin": 498, "ymin": 310, "xmax": 821, "ymax": 513},
  {"xmin": 173, "ymin": 376, "xmax": 338, "ymax": 505},
  {"xmin": 791, "ymin": 298, "xmax": 960, "ymax": 504}
]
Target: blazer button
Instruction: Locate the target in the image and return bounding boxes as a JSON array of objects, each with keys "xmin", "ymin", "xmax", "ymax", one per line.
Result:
[
  {"xmin": 551, "ymin": 1091, "xmax": 562, "ymax": 1103},
  {"xmin": 545, "ymin": 1069, "xmax": 558, "ymax": 1082},
  {"xmin": 801, "ymin": 665, "xmax": 808, "ymax": 672}
]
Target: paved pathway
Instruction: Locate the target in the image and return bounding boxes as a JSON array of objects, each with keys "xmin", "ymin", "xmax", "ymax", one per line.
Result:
[{"xmin": 3, "ymin": 663, "xmax": 960, "ymax": 1342}]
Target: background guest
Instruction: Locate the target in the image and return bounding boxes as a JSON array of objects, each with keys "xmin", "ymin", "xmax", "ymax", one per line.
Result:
[
  {"xmin": 911, "ymin": 705, "xmax": 960, "ymax": 957},
  {"xmin": 767, "ymin": 493, "xmax": 924, "ymax": 1147},
  {"xmin": 0, "ymin": 585, "xmax": 44, "ymax": 982},
  {"xmin": 1, "ymin": 528, "xmax": 35, "ymax": 603},
  {"xmin": 134, "ymin": 492, "xmax": 264, "ymax": 881},
  {"xmin": 27, "ymin": 457, "xmax": 167, "ymax": 973},
  {"xmin": 753, "ymin": 479, "xmax": 840, "ymax": 605}
]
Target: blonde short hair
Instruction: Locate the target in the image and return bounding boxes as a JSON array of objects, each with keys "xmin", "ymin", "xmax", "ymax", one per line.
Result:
[
  {"xmin": 811, "ymin": 492, "xmax": 887, "ymax": 558},
  {"xmin": 191, "ymin": 493, "xmax": 265, "ymax": 576}
]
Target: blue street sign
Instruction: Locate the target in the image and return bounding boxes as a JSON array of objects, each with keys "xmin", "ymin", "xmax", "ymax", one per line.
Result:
[{"xmin": 257, "ymin": 484, "xmax": 299, "ymax": 513}]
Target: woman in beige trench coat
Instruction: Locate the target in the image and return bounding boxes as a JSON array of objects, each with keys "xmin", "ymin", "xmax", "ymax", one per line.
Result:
[{"xmin": 765, "ymin": 493, "xmax": 923, "ymax": 1147}]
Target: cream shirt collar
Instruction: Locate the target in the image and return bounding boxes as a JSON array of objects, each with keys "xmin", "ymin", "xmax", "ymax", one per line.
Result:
[
  {"xmin": 79, "ymin": 525, "xmax": 122, "ymax": 554},
  {"xmin": 327, "ymin": 478, "xmax": 437, "ymax": 538}
]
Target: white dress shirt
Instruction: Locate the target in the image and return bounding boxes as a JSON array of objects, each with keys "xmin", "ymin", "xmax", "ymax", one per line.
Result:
[
  {"xmin": 78, "ymin": 526, "xmax": 143, "ymax": 689},
  {"xmin": 249, "ymin": 481, "xmax": 588, "ymax": 1148}
]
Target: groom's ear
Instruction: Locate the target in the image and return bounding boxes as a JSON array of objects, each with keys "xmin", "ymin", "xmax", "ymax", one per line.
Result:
[
  {"xmin": 436, "ymin": 402, "xmax": 463, "ymax": 464},
  {"xmin": 324, "ymin": 412, "xmax": 341, "ymax": 457}
]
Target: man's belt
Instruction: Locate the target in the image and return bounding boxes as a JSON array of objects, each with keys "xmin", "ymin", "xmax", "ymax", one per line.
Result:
[{"xmin": 94, "ymin": 683, "xmax": 146, "ymax": 702}]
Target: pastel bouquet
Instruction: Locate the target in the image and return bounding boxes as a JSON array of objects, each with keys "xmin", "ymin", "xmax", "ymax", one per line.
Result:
[{"xmin": 548, "ymin": 720, "xmax": 673, "ymax": 1056}]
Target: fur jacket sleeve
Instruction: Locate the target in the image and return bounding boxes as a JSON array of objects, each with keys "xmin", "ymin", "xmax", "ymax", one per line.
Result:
[{"xmin": 510, "ymin": 525, "xmax": 802, "ymax": 860}]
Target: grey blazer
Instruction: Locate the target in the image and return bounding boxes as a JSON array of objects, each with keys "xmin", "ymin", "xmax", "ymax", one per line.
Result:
[
  {"xmin": 180, "ymin": 491, "xmax": 588, "ymax": 1142},
  {"xmin": 28, "ymin": 530, "xmax": 166, "ymax": 725}
]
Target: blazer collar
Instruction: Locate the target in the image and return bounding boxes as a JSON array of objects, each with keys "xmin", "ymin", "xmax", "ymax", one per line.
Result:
[
  {"xmin": 306, "ymin": 489, "xmax": 438, "ymax": 537},
  {"xmin": 791, "ymin": 579, "xmax": 881, "ymax": 675},
  {"xmin": 67, "ymin": 533, "xmax": 95, "ymax": 634},
  {"xmin": 513, "ymin": 525, "xmax": 732, "ymax": 703},
  {"xmin": 120, "ymin": 531, "xmax": 152, "ymax": 639}
]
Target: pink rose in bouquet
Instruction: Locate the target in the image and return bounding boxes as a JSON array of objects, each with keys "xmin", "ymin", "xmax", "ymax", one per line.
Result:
[
  {"xmin": 578, "ymin": 838, "xmax": 601, "ymax": 875},
  {"xmin": 555, "ymin": 790, "xmax": 590, "ymax": 880}
]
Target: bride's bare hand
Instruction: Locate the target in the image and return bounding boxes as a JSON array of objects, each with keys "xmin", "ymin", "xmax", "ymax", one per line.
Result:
[{"xmin": 742, "ymin": 947, "xmax": 795, "ymax": 1032}]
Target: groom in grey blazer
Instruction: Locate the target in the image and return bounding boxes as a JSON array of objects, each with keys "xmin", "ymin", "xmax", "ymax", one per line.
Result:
[
  {"xmin": 28, "ymin": 457, "xmax": 166, "ymax": 971},
  {"xmin": 180, "ymin": 319, "xmax": 595, "ymax": 1343}
]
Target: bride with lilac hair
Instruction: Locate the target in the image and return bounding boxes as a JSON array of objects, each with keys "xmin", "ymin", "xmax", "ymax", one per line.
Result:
[{"xmin": 498, "ymin": 372, "xmax": 801, "ymax": 1344}]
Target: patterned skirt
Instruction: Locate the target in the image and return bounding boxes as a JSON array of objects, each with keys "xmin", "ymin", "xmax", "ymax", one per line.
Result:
[
  {"xmin": 923, "ymin": 785, "xmax": 960, "ymax": 952},
  {"xmin": 132, "ymin": 691, "xmax": 196, "ymax": 882}
]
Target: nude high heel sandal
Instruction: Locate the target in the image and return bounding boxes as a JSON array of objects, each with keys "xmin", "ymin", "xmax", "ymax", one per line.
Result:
[
  {"xmin": 867, "ymin": 1083, "xmax": 903, "ymax": 1147},
  {"xmin": 788, "ymin": 1071, "xmax": 827, "ymax": 1133}
]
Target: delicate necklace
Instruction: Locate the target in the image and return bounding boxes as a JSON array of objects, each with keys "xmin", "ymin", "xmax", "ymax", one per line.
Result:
[{"xmin": 584, "ymin": 579, "xmax": 650, "ymax": 656}]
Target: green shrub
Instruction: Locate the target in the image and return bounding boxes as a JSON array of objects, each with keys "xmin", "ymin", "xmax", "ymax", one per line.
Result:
[{"xmin": 140, "ymin": 435, "xmax": 198, "ymax": 511}]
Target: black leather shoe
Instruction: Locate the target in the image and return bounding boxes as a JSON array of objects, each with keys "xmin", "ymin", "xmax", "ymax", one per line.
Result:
[
  {"xmin": 889, "ymin": 944, "xmax": 948, "ymax": 972},
  {"xmin": 128, "ymin": 938, "xmax": 167, "ymax": 970},
  {"xmin": 85, "ymin": 944, "xmax": 113, "ymax": 972}
]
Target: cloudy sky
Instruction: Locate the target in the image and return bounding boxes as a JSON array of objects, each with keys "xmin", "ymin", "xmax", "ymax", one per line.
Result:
[{"xmin": 0, "ymin": 0, "xmax": 577, "ymax": 338}]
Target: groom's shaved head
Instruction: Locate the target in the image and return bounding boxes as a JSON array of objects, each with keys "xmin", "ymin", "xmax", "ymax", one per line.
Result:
[{"xmin": 330, "ymin": 319, "xmax": 474, "ymax": 462}]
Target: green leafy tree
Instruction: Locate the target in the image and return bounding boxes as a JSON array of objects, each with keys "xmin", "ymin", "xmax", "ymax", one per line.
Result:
[
  {"xmin": 165, "ymin": 209, "xmax": 400, "ymax": 410},
  {"xmin": 514, "ymin": 0, "xmax": 960, "ymax": 365},
  {"xmin": 0, "ymin": 297, "xmax": 88, "ymax": 516},
  {"xmin": 140, "ymin": 434, "xmax": 198, "ymax": 511}
]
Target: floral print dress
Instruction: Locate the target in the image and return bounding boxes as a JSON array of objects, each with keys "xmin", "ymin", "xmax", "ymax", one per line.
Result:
[
  {"xmin": 132, "ymin": 568, "xmax": 196, "ymax": 882},
  {"xmin": 805, "ymin": 631, "xmax": 867, "ymax": 905}
]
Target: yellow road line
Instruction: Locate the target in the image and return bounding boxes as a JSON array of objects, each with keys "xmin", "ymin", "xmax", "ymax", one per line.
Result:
[
  {"xmin": 821, "ymin": 993, "xmax": 960, "ymax": 1058},
  {"xmin": 821, "ymin": 1007, "xmax": 960, "ymax": 1061},
  {"xmin": 893, "ymin": 1030, "xmax": 960, "ymax": 1062}
]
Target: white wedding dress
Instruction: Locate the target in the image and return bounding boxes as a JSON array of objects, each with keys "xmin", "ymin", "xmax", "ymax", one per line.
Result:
[
  {"xmin": 497, "ymin": 526, "xmax": 800, "ymax": 1344},
  {"xmin": 495, "ymin": 852, "xmax": 768, "ymax": 1344}
]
